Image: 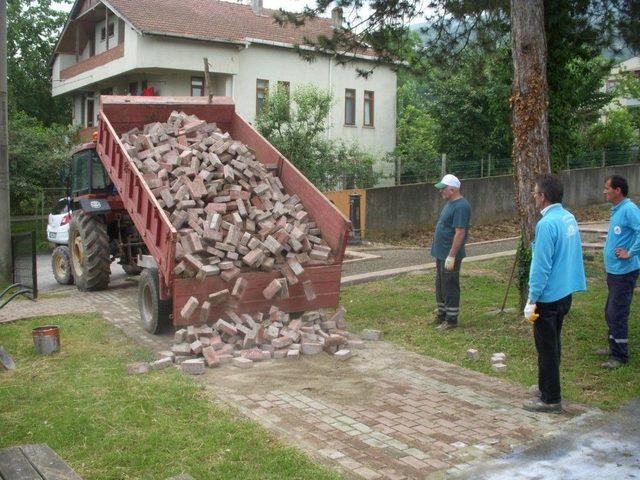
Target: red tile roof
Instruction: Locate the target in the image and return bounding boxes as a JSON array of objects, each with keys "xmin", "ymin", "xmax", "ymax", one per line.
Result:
[{"xmin": 106, "ymin": 0, "xmax": 338, "ymax": 47}]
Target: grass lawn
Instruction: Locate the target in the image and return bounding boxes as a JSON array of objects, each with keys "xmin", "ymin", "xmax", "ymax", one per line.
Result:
[
  {"xmin": 342, "ymin": 253, "xmax": 640, "ymax": 411},
  {"xmin": 0, "ymin": 314, "xmax": 338, "ymax": 480}
]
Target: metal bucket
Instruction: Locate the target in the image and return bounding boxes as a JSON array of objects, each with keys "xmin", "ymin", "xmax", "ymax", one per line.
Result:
[{"xmin": 32, "ymin": 325, "xmax": 60, "ymax": 355}]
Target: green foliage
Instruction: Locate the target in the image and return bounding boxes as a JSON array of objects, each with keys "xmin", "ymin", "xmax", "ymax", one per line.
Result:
[
  {"xmin": 585, "ymin": 108, "xmax": 640, "ymax": 150},
  {"xmin": 8, "ymin": 0, "xmax": 71, "ymax": 125},
  {"xmin": 257, "ymin": 84, "xmax": 378, "ymax": 190},
  {"xmin": 9, "ymin": 111, "xmax": 78, "ymax": 215},
  {"xmin": 394, "ymin": 77, "xmax": 440, "ymax": 182}
]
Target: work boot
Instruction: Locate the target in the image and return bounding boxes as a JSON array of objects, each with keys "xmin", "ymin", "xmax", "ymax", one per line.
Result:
[
  {"xmin": 437, "ymin": 321, "xmax": 458, "ymax": 331},
  {"xmin": 594, "ymin": 348, "xmax": 611, "ymax": 356},
  {"xmin": 522, "ymin": 399, "xmax": 562, "ymax": 413},
  {"xmin": 432, "ymin": 315, "xmax": 446, "ymax": 326},
  {"xmin": 601, "ymin": 358, "xmax": 625, "ymax": 369},
  {"xmin": 528, "ymin": 385, "xmax": 541, "ymax": 398}
]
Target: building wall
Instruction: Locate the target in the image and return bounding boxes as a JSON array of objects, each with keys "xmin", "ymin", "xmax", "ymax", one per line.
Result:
[{"xmin": 236, "ymin": 44, "xmax": 396, "ymax": 184}]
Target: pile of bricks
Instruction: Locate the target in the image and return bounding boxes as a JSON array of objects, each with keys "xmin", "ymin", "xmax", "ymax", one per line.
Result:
[
  {"xmin": 120, "ymin": 111, "xmax": 333, "ymax": 292},
  {"xmin": 156, "ymin": 305, "xmax": 364, "ymax": 370}
]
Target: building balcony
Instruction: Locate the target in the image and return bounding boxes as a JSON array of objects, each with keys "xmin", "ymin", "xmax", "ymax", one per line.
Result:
[{"xmin": 60, "ymin": 44, "xmax": 125, "ymax": 80}]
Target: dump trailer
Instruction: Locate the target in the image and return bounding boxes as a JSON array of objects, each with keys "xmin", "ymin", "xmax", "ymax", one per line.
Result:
[{"xmin": 68, "ymin": 96, "xmax": 350, "ymax": 333}]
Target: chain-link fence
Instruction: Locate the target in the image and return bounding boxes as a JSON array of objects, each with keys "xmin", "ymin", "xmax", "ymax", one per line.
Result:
[{"xmin": 394, "ymin": 148, "xmax": 639, "ymax": 185}]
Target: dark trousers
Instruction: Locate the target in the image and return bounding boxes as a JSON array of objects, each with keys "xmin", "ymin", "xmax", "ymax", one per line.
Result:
[
  {"xmin": 435, "ymin": 258, "xmax": 462, "ymax": 324},
  {"xmin": 605, "ymin": 269, "xmax": 639, "ymax": 363},
  {"xmin": 534, "ymin": 294, "xmax": 572, "ymax": 404}
]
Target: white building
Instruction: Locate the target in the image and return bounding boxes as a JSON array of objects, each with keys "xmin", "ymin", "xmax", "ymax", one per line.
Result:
[
  {"xmin": 50, "ymin": 0, "xmax": 397, "ymax": 185},
  {"xmin": 605, "ymin": 56, "xmax": 640, "ymax": 109}
]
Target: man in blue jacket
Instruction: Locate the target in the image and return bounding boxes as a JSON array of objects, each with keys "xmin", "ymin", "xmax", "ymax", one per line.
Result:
[
  {"xmin": 523, "ymin": 174, "xmax": 586, "ymax": 413},
  {"xmin": 598, "ymin": 175, "xmax": 640, "ymax": 369}
]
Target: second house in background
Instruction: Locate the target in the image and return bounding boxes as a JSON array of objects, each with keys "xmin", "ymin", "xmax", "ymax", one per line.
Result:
[{"xmin": 50, "ymin": 0, "xmax": 397, "ymax": 186}]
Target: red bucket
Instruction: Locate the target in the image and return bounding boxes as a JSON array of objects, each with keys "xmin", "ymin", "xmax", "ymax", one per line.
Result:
[{"xmin": 32, "ymin": 325, "xmax": 60, "ymax": 355}]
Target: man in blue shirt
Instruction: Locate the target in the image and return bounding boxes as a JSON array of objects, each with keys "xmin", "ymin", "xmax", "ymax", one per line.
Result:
[
  {"xmin": 523, "ymin": 174, "xmax": 586, "ymax": 413},
  {"xmin": 598, "ymin": 175, "xmax": 640, "ymax": 369},
  {"xmin": 430, "ymin": 174, "xmax": 471, "ymax": 330}
]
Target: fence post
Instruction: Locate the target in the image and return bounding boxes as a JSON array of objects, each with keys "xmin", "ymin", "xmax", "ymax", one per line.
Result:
[
  {"xmin": 441, "ymin": 153, "xmax": 447, "ymax": 177},
  {"xmin": 602, "ymin": 150, "xmax": 606, "ymax": 167},
  {"xmin": 488, "ymin": 155, "xmax": 492, "ymax": 177},
  {"xmin": 480, "ymin": 157, "xmax": 484, "ymax": 178}
]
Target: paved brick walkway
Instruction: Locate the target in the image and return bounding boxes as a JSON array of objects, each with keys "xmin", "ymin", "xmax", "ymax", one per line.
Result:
[{"xmin": 1, "ymin": 280, "xmax": 595, "ymax": 480}]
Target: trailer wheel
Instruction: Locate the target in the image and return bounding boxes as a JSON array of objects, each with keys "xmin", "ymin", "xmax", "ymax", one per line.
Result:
[
  {"xmin": 51, "ymin": 246, "xmax": 74, "ymax": 285},
  {"xmin": 69, "ymin": 212, "xmax": 111, "ymax": 291},
  {"xmin": 138, "ymin": 268, "xmax": 171, "ymax": 334},
  {"xmin": 122, "ymin": 264, "xmax": 143, "ymax": 275}
]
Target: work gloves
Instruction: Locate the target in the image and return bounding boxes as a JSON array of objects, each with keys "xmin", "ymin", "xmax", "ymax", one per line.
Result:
[
  {"xmin": 524, "ymin": 302, "xmax": 539, "ymax": 323},
  {"xmin": 444, "ymin": 256, "xmax": 456, "ymax": 271}
]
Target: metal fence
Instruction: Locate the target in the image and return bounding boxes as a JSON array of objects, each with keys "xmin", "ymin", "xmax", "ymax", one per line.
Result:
[
  {"xmin": 0, "ymin": 231, "xmax": 38, "ymax": 309},
  {"xmin": 11, "ymin": 232, "xmax": 38, "ymax": 299},
  {"xmin": 394, "ymin": 149, "xmax": 639, "ymax": 185}
]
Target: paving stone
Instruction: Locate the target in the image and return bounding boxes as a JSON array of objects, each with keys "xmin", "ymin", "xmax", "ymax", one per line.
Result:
[
  {"xmin": 126, "ymin": 362, "xmax": 149, "ymax": 375},
  {"xmin": 181, "ymin": 358, "xmax": 205, "ymax": 375},
  {"xmin": 361, "ymin": 329, "xmax": 382, "ymax": 341}
]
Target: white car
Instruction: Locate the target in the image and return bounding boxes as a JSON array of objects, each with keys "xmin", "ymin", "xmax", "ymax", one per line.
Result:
[{"xmin": 47, "ymin": 198, "xmax": 71, "ymax": 245}]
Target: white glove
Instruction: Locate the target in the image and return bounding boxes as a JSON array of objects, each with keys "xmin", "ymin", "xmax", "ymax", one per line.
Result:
[
  {"xmin": 524, "ymin": 302, "xmax": 538, "ymax": 323},
  {"xmin": 444, "ymin": 256, "xmax": 455, "ymax": 271}
]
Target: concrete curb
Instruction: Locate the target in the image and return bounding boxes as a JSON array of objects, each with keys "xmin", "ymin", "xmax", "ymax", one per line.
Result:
[{"xmin": 341, "ymin": 250, "xmax": 517, "ymax": 286}]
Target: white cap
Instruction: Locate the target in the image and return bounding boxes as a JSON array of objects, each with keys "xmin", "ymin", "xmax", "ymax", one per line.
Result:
[{"xmin": 434, "ymin": 174, "xmax": 461, "ymax": 189}]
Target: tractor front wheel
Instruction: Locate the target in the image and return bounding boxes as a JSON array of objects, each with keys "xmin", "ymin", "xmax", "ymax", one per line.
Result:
[{"xmin": 51, "ymin": 246, "xmax": 74, "ymax": 285}]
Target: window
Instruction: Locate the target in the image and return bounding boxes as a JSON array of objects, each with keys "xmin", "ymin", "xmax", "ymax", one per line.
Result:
[
  {"xmin": 86, "ymin": 98, "xmax": 94, "ymax": 127},
  {"xmin": 100, "ymin": 23, "xmax": 114, "ymax": 41},
  {"xmin": 191, "ymin": 77, "xmax": 204, "ymax": 97},
  {"xmin": 256, "ymin": 79, "xmax": 269, "ymax": 116},
  {"xmin": 277, "ymin": 81, "xmax": 290, "ymax": 117},
  {"xmin": 345, "ymin": 89, "xmax": 356, "ymax": 125},
  {"xmin": 129, "ymin": 82, "xmax": 138, "ymax": 96},
  {"xmin": 363, "ymin": 91, "xmax": 374, "ymax": 127}
]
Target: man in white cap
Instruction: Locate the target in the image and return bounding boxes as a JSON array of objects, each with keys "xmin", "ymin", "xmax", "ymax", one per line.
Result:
[{"xmin": 431, "ymin": 174, "xmax": 471, "ymax": 330}]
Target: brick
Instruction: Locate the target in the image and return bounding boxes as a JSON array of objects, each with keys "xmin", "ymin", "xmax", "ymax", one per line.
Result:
[
  {"xmin": 272, "ymin": 336, "xmax": 293, "ymax": 349},
  {"xmin": 301, "ymin": 342, "xmax": 323, "ymax": 355},
  {"xmin": 215, "ymin": 319, "xmax": 238, "ymax": 336},
  {"xmin": 209, "ymin": 289, "xmax": 230, "ymax": 305},
  {"xmin": 492, "ymin": 363, "xmax": 507, "ymax": 372},
  {"xmin": 329, "ymin": 305, "xmax": 347, "ymax": 329},
  {"xmin": 286, "ymin": 349, "xmax": 300, "ymax": 360},
  {"xmin": 190, "ymin": 340, "xmax": 203, "ymax": 355},
  {"xmin": 302, "ymin": 281, "xmax": 316, "ymax": 301},
  {"xmin": 150, "ymin": 357, "xmax": 173, "ymax": 370},
  {"xmin": 263, "ymin": 279, "xmax": 283, "ymax": 299},
  {"xmin": 334, "ymin": 349, "xmax": 352, "ymax": 361},
  {"xmin": 126, "ymin": 362, "xmax": 149, "ymax": 375},
  {"xmin": 202, "ymin": 346, "xmax": 220, "ymax": 367},
  {"xmin": 231, "ymin": 277, "xmax": 248, "ymax": 298},
  {"xmin": 467, "ymin": 348, "xmax": 480, "ymax": 360},
  {"xmin": 180, "ymin": 296, "xmax": 199, "ymax": 321},
  {"xmin": 220, "ymin": 266, "xmax": 241, "ymax": 282},
  {"xmin": 181, "ymin": 358, "xmax": 205, "ymax": 375},
  {"xmin": 174, "ymin": 328, "xmax": 187, "ymax": 343},
  {"xmin": 232, "ymin": 357, "xmax": 254, "ymax": 369},
  {"xmin": 171, "ymin": 342, "xmax": 191, "ymax": 356},
  {"xmin": 155, "ymin": 350, "xmax": 175, "ymax": 361}
]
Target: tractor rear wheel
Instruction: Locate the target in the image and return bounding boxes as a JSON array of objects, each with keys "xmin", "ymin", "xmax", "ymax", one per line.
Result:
[{"xmin": 69, "ymin": 212, "xmax": 111, "ymax": 291}]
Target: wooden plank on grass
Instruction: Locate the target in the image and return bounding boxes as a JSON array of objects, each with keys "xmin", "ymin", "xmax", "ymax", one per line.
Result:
[
  {"xmin": 0, "ymin": 446, "xmax": 42, "ymax": 480},
  {"xmin": 20, "ymin": 445, "xmax": 83, "ymax": 480}
]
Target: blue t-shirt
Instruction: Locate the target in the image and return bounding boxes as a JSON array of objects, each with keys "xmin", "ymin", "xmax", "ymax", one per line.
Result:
[
  {"xmin": 604, "ymin": 198, "xmax": 640, "ymax": 275},
  {"xmin": 431, "ymin": 197, "xmax": 471, "ymax": 260}
]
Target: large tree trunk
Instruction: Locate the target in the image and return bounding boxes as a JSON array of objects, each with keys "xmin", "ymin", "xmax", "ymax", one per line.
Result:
[{"xmin": 510, "ymin": 0, "xmax": 551, "ymax": 306}]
